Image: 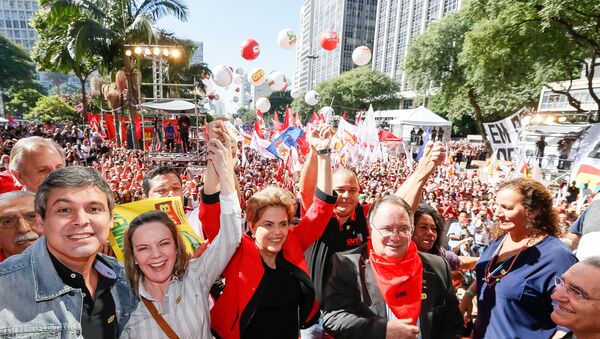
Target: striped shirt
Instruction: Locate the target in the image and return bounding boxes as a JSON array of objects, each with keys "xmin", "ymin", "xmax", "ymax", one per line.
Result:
[{"xmin": 121, "ymin": 192, "xmax": 242, "ymax": 339}]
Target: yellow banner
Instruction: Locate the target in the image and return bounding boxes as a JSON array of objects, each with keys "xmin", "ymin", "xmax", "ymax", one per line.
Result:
[{"xmin": 108, "ymin": 197, "xmax": 203, "ymax": 262}]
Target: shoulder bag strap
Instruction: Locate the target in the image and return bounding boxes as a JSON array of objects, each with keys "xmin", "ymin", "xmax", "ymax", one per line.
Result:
[{"xmin": 141, "ymin": 297, "xmax": 180, "ymax": 339}]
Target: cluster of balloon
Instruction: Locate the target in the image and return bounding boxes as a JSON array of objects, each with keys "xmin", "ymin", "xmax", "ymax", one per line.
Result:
[
  {"xmin": 305, "ymin": 90, "xmax": 320, "ymax": 106},
  {"xmin": 320, "ymin": 30, "xmax": 339, "ymax": 51},
  {"xmin": 248, "ymin": 68, "xmax": 266, "ymax": 86},
  {"xmin": 240, "ymin": 38, "xmax": 260, "ymax": 60},
  {"xmin": 352, "ymin": 46, "xmax": 372, "ymax": 66},
  {"xmin": 290, "ymin": 88, "xmax": 301, "ymax": 99},
  {"xmin": 277, "ymin": 28, "xmax": 297, "ymax": 49},
  {"xmin": 212, "ymin": 65, "xmax": 234, "ymax": 87},
  {"xmin": 256, "ymin": 97, "xmax": 271, "ymax": 112},
  {"xmin": 267, "ymin": 72, "xmax": 287, "ymax": 91}
]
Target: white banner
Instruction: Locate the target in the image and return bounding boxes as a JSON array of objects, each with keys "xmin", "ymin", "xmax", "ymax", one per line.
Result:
[{"xmin": 483, "ymin": 107, "xmax": 528, "ymax": 161}]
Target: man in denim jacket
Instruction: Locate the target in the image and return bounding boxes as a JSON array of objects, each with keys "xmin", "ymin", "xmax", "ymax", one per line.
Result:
[{"xmin": 0, "ymin": 167, "xmax": 138, "ymax": 338}]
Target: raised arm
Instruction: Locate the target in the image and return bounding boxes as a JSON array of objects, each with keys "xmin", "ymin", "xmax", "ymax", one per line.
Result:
[
  {"xmin": 294, "ymin": 124, "xmax": 336, "ymax": 249},
  {"xmin": 299, "ymin": 126, "xmax": 320, "ymax": 211},
  {"xmin": 396, "ymin": 141, "xmax": 446, "ymax": 212},
  {"xmin": 194, "ymin": 138, "xmax": 242, "ymax": 292}
]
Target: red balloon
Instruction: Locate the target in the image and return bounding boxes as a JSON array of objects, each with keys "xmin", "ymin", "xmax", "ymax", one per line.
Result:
[
  {"xmin": 320, "ymin": 31, "xmax": 339, "ymax": 51},
  {"xmin": 208, "ymin": 94, "xmax": 216, "ymax": 100},
  {"xmin": 240, "ymin": 38, "xmax": 260, "ymax": 60},
  {"xmin": 235, "ymin": 87, "xmax": 240, "ymax": 92}
]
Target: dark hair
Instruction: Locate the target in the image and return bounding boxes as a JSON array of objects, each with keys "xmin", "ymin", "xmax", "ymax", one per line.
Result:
[
  {"xmin": 142, "ymin": 166, "xmax": 181, "ymax": 196},
  {"xmin": 414, "ymin": 204, "xmax": 445, "ymax": 255},
  {"xmin": 123, "ymin": 210, "xmax": 189, "ymax": 296},
  {"xmin": 367, "ymin": 195, "xmax": 414, "ymax": 229},
  {"xmin": 35, "ymin": 167, "xmax": 114, "ymax": 219},
  {"xmin": 492, "ymin": 178, "xmax": 561, "ymax": 239}
]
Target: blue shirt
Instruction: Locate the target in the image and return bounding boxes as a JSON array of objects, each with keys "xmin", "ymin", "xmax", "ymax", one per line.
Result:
[{"xmin": 473, "ymin": 235, "xmax": 577, "ymax": 339}]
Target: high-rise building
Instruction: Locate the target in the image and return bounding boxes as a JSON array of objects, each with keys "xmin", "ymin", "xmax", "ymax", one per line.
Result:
[
  {"xmin": 372, "ymin": 0, "xmax": 462, "ymax": 106},
  {"xmin": 0, "ymin": 0, "xmax": 38, "ymax": 50},
  {"xmin": 190, "ymin": 41, "xmax": 204, "ymax": 64},
  {"xmin": 294, "ymin": 0, "xmax": 378, "ymax": 92}
]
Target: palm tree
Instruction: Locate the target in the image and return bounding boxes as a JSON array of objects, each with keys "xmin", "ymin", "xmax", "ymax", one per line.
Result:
[{"xmin": 37, "ymin": 0, "xmax": 188, "ymax": 147}]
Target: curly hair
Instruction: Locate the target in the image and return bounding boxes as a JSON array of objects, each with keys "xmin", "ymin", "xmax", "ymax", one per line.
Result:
[
  {"xmin": 245, "ymin": 186, "xmax": 297, "ymax": 226},
  {"xmin": 491, "ymin": 178, "xmax": 561, "ymax": 240},
  {"xmin": 414, "ymin": 204, "xmax": 446, "ymax": 256}
]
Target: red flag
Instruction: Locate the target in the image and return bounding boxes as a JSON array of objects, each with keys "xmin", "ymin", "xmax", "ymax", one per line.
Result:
[
  {"xmin": 310, "ymin": 112, "xmax": 318, "ymax": 124},
  {"xmin": 256, "ymin": 110, "xmax": 265, "ymax": 128},
  {"xmin": 294, "ymin": 112, "xmax": 303, "ymax": 128},
  {"xmin": 6, "ymin": 114, "xmax": 17, "ymax": 128},
  {"xmin": 275, "ymin": 160, "xmax": 285, "ymax": 182},
  {"xmin": 283, "ymin": 107, "xmax": 293, "ymax": 130},
  {"xmin": 254, "ymin": 121, "xmax": 266, "ymax": 139},
  {"xmin": 342, "ymin": 111, "xmax": 347, "ymax": 120},
  {"xmin": 356, "ymin": 111, "xmax": 363, "ymax": 124},
  {"xmin": 105, "ymin": 114, "xmax": 116, "ymax": 140},
  {"xmin": 273, "ymin": 111, "xmax": 284, "ymax": 132}
]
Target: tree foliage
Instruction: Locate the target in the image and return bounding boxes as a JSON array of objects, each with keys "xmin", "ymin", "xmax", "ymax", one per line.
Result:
[
  {"xmin": 291, "ymin": 66, "xmax": 401, "ymax": 122},
  {"xmin": 0, "ymin": 35, "xmax": 43, "ymax": 93},
  {"xmin": 26, "ymin": 95, "xmax": 78, "ymax": 124},
  {"xmin": 6, "ymin": 89, "xmax": 45, "ymax": 118},
  {"xmin": 268, "ymin": 90, "xmax": 294, "ymax": 116}
]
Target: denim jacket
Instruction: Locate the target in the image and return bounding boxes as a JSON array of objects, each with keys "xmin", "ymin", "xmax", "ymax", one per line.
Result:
[{"xmin": 0, "ymin": 237, "xmax": 138, "ymax": 338}]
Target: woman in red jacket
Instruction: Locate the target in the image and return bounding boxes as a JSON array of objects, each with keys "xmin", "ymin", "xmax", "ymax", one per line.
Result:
[{"xmin": 200, "ymin": 124, "xmax": 335, "ymax": 339}]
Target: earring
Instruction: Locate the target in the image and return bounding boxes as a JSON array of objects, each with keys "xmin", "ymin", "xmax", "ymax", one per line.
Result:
[{"xmin": 251, "ymin": 234, "xmax": 256, "ymax": 239}]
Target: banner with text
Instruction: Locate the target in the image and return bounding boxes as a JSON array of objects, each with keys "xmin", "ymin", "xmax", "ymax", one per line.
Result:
[{"xmin": 483, "ymin": 107, "xmax": 528, "ymax": 161}]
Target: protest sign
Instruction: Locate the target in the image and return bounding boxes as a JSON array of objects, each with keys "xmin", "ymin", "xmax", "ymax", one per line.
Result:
[{"xmin": 483, "ymin": 107, "xmax": 528, "ymax": 161}]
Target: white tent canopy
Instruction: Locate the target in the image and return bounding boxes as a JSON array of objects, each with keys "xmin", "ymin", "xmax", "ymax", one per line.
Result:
[
  {"xmin": 387, "ymin": 106, "xmax": 452, "ymax": 126},
  {"xmin": 374, "ymin": 106, "xmax": 452, "ymax": 142},
  {"xmin": 141, "ymin": 100, "xmax": 196, "ymax": 112}
]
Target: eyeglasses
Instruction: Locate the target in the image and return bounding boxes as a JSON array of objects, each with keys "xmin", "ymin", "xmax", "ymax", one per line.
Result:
[
  {"xmin": 0, "ymin": 212, "xmax": 37, "ymax": 230},
  {"xmin": 554, "ymin": 276, "xmax": 600, "ymax": 301},
  {"xmin": 371, "ymin": 225, "xmax": 412, "ymax": 238}
]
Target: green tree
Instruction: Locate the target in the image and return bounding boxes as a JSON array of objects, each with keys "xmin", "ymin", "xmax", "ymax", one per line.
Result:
[
  {"xmin": 6, "ymin": 89, "xmax": 45, "ymax": 118},
  {"xmin": 462, "ymin": 0, "xmax": 600, "ymax": 117},
  {"xmin": 405, "ymin": 7, "xmax": 540, "ymax": 140},
  {"xmin": 40, "ymin": 0, "xmax": 188, "ymax": 147},
  {"xmin": 237, "ymin": 107, "xmax": 255, "ymax": 125},
  {"xmin": 26, "ymin": 95, "xmax": 77, "ymax": 124},
  {"xmin": 291, "ymin": 66, "xmax": 401, "ymax": 122},
  {"xmin": 268, "ymin": 90, "xmax": 294, "ymax": 116},
  {"xmin": 0, "ymin": 35, "xmax": 43, "ymax": 96}
]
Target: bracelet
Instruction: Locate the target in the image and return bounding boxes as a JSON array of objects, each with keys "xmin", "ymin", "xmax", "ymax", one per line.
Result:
[
  {"xmin": 316, "ymin": 148, "xmax": 331, "ymax": 155},
  {"xmin": 465, "ymin": 289, "xmax": 476, "ymax": 297}
]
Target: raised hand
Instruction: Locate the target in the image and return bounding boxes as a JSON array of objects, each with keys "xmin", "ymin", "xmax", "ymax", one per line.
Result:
[
  {"xmin": 386, "ymin": 318, "xmax": 420, "ymax": 339},
  {"xmin": 206, "ymin": 139, "xmax": 235, "ymax": 196}
]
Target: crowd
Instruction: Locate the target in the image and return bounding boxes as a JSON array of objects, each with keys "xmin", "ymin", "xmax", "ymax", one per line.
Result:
[{"xmin": 0, "ymin": 119, "xmax": 599, "ymax": 339}]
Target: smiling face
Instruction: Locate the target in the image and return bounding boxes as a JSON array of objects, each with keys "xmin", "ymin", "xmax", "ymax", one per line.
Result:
[
  {"xmin": 412, "ymin": 214, "xmax": 437, "ymax": 252},
  {"xmin": 147, "ymin": 173, "xmax": 183, "ymax": 202},
  {"xmin": 131, "ymin": 221, "xmax": 177, "ymax": 289},
  {"xmin": 494, "ymin": 188, "xmax": 530, "ymax": 234},
  {"xmin": 551, "ymin": 263, "xmax": 600, "ymax": 336},
  {"xmin": 333, "ymin": 171, "xmax": 360, "ymax": 219},
  {"xmin": 370, "ymin": 202, "xmax": 413, "ymax": 259},
  {"xmin": 250, "ymin": 206, "xmax": 289, "ymax": 257},
  {"xmin": 39, "ymin": 186, "xmax": 113, "ymax": 268}
]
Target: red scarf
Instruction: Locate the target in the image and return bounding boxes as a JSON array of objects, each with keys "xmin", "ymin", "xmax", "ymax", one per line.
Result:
[{"xmin": 368, "ymin": 240, "xmax": 423, "ymax": 325}]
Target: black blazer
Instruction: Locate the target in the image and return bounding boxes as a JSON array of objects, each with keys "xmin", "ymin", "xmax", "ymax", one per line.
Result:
[{"xmin": 323, "ymin": 244, "xmax": 462, "ymax": 339}]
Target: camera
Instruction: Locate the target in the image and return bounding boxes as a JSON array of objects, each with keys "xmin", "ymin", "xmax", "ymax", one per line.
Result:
[{"xmin": 329, "ymin": 116, "xmax": 340, "ymax": 129}]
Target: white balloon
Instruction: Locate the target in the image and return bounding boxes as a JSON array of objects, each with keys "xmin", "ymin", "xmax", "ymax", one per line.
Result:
[
  {"xmin": 305, "ymin": 90, "xmax": 320, "ymax": 106},
  {"xmin": 214, "ymin": 94, "xmax": 220, "ymax": 101},
  {"xmin": 248, "ymin": 68, "xmax": 266, "ymax": 86},
  {"xmin": 290, "ymin": 88, "xmax": 301, "ymax": 99},
  {"xmin": 256, "ymin": 97, "xmax": 271, "ymax": 112},
  {"xmin": 233, "ymin": 74, "xmax": 242, "ymax": 85},
  {"xmin": 267, "ymin": 72, "xmax": 287, "ymax": 91},
  {"xmin": 319, "ymin": 106, "xmax": 334, "ymax": 120},
  {"xmin": 352, "ymin": 46, "xmax": 372, "ymax": 66},
  {"xmin": 232, "ymin": 96, "xmax": 239, "ymax": 103},
  {"xmin": 202, "ymin": 79, "xmax": 216, "ymax": 96},
  {"xmin": 277, "ymin": 28, "xmax": 297, "ymax": 49},
  {"xmin": 235, "ymin": 67, "xmax": 244, "ymax": 75},
  {"xmin": 212, "ymin": 65, "xmax": 234, "ymax": 87}
]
